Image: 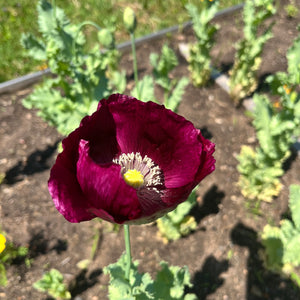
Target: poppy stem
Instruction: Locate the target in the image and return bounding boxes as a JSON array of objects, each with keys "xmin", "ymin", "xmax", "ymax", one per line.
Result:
[
  {"xmin": 130, "ymin": 32, "xmax": 140, "ymax": 98},
  {"xmin": 124, "ymin": 224, "xmax": 132, "ymax": 280}
]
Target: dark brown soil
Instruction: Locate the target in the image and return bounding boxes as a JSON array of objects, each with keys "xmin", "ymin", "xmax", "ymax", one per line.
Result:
[{"xmin": 1, "ymin": 2, "xmax": 300, "ymax": 299}]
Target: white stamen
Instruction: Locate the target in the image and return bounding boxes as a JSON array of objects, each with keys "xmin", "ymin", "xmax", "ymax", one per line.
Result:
[{"xmin": 113, "ymin": 152, "xmax": 164, "ymax": 189}]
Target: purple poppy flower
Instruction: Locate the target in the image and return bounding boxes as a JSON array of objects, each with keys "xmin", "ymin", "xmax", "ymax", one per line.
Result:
[{"xmin": 48, "ymin": 94, "xmax": 215, "ymax": 224}]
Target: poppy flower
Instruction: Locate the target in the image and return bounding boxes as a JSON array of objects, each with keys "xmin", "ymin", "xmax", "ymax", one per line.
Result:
[
  {"xmin": 48, "ymin": 94, "xmax": 215, "ymax": 224},
  {"xmin": 0, "ymin": 234, "xmax": 6, "ymax": 254}
]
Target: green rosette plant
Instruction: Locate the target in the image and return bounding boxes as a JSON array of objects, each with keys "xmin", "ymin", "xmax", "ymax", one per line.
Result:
[{"xmin": 229, "ymin": 0, "xmax": 276, "ymax": 105}]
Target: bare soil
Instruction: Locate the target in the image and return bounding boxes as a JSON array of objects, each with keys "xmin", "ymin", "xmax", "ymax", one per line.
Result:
[{"xmin": 1, "ymin": 1, "xmax": 300, "ymax": 299}]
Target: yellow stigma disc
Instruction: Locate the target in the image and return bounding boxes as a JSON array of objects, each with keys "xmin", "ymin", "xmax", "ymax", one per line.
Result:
[{"xmin": 123, "ymin": 169, "xmax": 144, "ymax": 188}]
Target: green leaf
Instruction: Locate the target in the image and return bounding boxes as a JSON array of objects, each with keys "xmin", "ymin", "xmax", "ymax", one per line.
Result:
[
  {"xmin": 0, "ymin": 264, "xmax": 7, "ymax": 287},
  {"xmin": 37, "ymin": 0, "xmax": 70, "ymax": 36},
  {"xmin": 287, "ymin": 27, "xmax": 300, "ymax": 83},
  {"xmin": 21, "ymin": 33, "xmax": 47, "ymax": 60},
  {"xmin": 33, "ymin": 269, "xmax": 71, "ymax": 299},
  {"xmin": 157, "ymin": 188, "xmax": 198, "ymax": 241},
  {"xmin": 132, "ymin": 75, "xmax": 156, "ymax": 102},
  {"xmin": 104, "ymin": 254, "xmax": 197, "ymax": 300},
  {"xmin": 289, "ymin": 185, "xmax": 300, "ymax": 230},
  {"xmin": 165, "ymin": 77, "xmax": 189, "ymax": 112},
  {"xmin": 153, "ymin": 262, "xmax": 193, "ymax": 299}
]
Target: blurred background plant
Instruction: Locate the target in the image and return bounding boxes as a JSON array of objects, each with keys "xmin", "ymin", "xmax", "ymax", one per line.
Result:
[
  {"xmin": 185, "ymin": 0, "xmax": 219, "ymax": 87},
  {"xmin": 33, "ymin": 268, "xmax": 71, "ymax": 300},
  {"xmin": 229, "ymin": 0, "xmax": 276, "ymax": 105},
  {"xmin": 236, "ymin": 28, "xmax": 300, "ymax": 210},
  {"xmin": 21, "ymin": 0, "xmax": 124, "ymax": 136},
  {"xmin": 156, "ymin": 188, "xmax": 198, "ymax": 243},
  {"xmin": 0, "ymin": 0, "xmax": 243, "ymax": 83},
  {"xmin": 284, "ymin": 0, "xmax": 299, "ymax": 18}
]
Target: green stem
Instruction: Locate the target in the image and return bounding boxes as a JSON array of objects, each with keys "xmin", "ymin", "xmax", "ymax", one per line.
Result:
[
  {"xmin": 124, "ymin": 224, "xmax": 132, "ymax": 280},
  {"xmin": 130, "ymin": 32, "xmax": 140, "ymax": 98},
  {"xmin": 72, "ymin": 21, "xmax": 102, "ymax": 63},
  {"xmin": 52, "ymin": 0, "xmax": 56, "ymax": 22}
]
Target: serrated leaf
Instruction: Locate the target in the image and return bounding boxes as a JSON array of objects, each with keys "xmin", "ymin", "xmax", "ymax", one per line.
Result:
[
  {"xmin": 132, "ymin": 75, "xmax": 155, "ymax": 102},
  {"xmin": 38, "ymin": 0, "xmax": 70, "ymax": 36},
  {"xmin": 153, "ymin": 262, "xmax": 193, "ymax": 299},
  {"xmin": 165, "ymin": 77, "xmax": 189, "ymax": 112},
  {"xmin": 21, "ymin": 33, "xmax": 47, "ymax": 60}
]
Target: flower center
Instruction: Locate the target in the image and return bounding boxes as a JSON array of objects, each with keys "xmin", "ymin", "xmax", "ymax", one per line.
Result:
[
  {"xmin": 123, "ymin": 169, "xmax": 144, "ymax": 188},
  {"xmin": 113, "ymin": 152, "xmax": 164, "ymax": 190}
]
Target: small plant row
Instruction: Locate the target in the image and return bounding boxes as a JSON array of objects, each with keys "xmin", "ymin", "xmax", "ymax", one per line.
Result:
[{"xmin": 237, "ymin": 28, "xmax": 300, "ymax": 207}]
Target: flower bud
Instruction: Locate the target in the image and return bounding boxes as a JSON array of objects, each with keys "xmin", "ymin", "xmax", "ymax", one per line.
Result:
[
  {"xmin": 123, "ymin": 7, "xmax": 137, "ymax": 33},
  {"xmin": 97, "ymin": 28, "xmax": 115, "ymax": 49}
]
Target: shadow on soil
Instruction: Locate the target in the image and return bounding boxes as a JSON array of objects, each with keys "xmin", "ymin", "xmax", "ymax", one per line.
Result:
[
  {"xmin": 191, "ymin": 184, "xmax": 225, "ymax": 224},
  {"xmin": 28, "ymin": 230, "xmax": 68, "ymax": 258},
  {"xmin": 69, "ymin": 268, "xmax": 103, "ymax": 298},
  {"xmin": 4, "ymin": 140, "xmax": 60, "ymax": 185},
  {"xmin": 231, "ymin": 222, "xmax": 300, "ymax": 300},
  {"xmin": 186, "ymin": 256, "xmax": 229, "ymax": 299}
]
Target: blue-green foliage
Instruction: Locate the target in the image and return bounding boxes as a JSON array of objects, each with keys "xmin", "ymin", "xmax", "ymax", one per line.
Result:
[
  {"xmin": 229, "ymin": 0, "xmax": 276, "ymax": 104},
  {"xmin": 156, "ymin": 188, "xmax": 197, "ymax": 242},
  {"xmin": 185, "ymin": 1, "xmax": 219, "ymax": 87},
  {"xmin": 21, "ymin": 0, "xmax": 124, "ymax": 136},
  {"xmin": 104, "ymin": 253, "xmax": 197, "ymax": 300},
  {"xmin": 261, "ymin": 185, "xmax": 300, "ymax": 286},
  {"xmin": 33, "ymin": 268, "xmax": 71, "ymax": 299}
]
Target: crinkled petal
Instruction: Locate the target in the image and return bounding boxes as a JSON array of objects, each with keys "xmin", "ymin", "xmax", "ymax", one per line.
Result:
[
  {"xmin": 76, "ymin": 140, "xmax": 142, "ymax": 224},
  {"xmin": 194, "ymin": 131, "xmax": 216, "ymax": 183}
]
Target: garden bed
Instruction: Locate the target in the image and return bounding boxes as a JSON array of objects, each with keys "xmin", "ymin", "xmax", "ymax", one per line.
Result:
[{"xmin": 1, "ymin": 1, "xmax": 300, "ymax": 299}]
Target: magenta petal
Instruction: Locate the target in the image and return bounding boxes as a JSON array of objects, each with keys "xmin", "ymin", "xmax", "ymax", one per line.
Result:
[
  {"xmin": 76, "ymin": 140, "xmax": 142, "ymax": 224},
  {"xmin": 48, "ymin": 154, "xmax": 93, "ymax": 223},
  {"xmin": 105, "ymin": 94, "xmax": 201, "ymax": 188},
  {"xmin": 195, "ymin": 131, "xmax": 216, "ymax": 182}
]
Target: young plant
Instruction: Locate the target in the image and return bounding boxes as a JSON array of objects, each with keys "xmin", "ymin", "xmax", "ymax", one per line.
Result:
[
  {"xmin": 33, "ymin": 268, "xmax": 71, "ymax": 300},
  {"xmin": 156, "ymin": 188, "xmax": 198, "ymax": 242},
  {"xmin": 21, "ymin": 0, "xmax": 124, "ymax": 136},
  {"xmin": 237, "ymin": 144, "xmax": 284, "ymax": 208},
  {"xmin": 237, "ymin": 27, "xmax": 300, "ymax": 207},
  {"xmin": 185, "ymin": 1, "xmax": 219, "ymax": 87},
  {"xmin": 0, "ymin": 233, "xmax": 28, "ymax": 286},
  {"xmin": 150, "ymin": 44, "xmax": 189, "ymax": 111},
  {"xmin": 104, "ymin": 252, "xmax": 197, "ymax": 300},
  {"xmin": 127, "ymin": 11, "xmax": 188, "ymax": 112},
  {"xmin": 237, "ymin": 91, "xmax": 299, "ymax": 207},
  {"xmin": 261, "ymin": 185, "xmax": 300, "ymax": 286},
  {"xmin": 284, "ymin": 0, "xmax": 299, "ymax": 18},
  {"xmin": 229, "ymin": 0, "xmax": 276, "ymax": 105}
]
